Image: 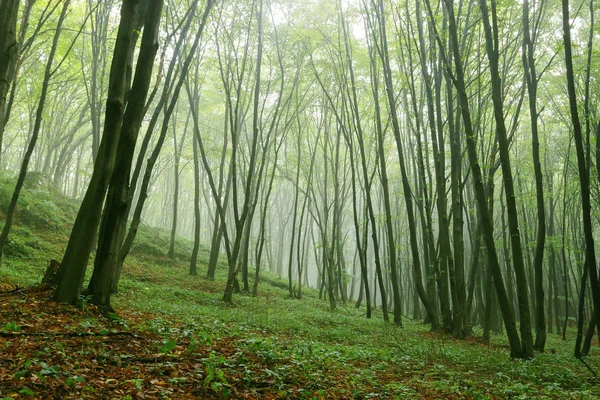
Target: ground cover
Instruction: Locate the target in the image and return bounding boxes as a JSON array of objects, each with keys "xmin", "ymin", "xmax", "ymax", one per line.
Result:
[{"xmin": 0, "ymin": 176, "xmax": 598, "ymax": 399}]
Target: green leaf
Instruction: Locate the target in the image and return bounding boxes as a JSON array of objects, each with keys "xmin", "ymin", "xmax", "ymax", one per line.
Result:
[
  {"xmin": 2, "ymin": 322, "xmax": 21, "ymax": 332},
  {"xmin": 159, "ymin": 339, "xmax": 177, "ymax": 353},
  {"xmin": 40, "ymin": 362, "xmax": 59, "ymax": 376},
  {"xmin": 14, "ymin": 370, "xmax": 30, "ymax": 379},
  {"xmin": 19, "ymin": 387, "xmax": 35, "ymax": 397},
  {"xmin": 124, "ymin": 379, "xmax": 143, "ymax": 390},
  {"xmin": 205, "ymin": 367, "xmax": 214, "ymax": 384}
]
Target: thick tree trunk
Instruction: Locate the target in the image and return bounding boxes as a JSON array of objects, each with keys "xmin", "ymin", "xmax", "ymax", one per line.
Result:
[
  {"xmin": 55, "ymin": 0, "xmax": 140, "ymax": 304},
  {"xmin": 110, "ymin": 2, "xmax": 200, "ymax": 291},
  {"xmin": 118, "ymin": 1, "xmax": 214, "ymax": 286},
  {"xmin": 86, "ymin": 0, "xmax": 163, "ymax": 309}
]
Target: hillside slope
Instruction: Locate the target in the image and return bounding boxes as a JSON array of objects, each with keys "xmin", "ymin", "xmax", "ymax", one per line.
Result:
[{"xmin": 0, "ymin": 175, "xmax": 598, "ymax": 399}]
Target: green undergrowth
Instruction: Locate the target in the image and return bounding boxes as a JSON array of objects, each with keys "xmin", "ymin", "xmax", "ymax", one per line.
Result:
[{"xmin": 1, "ymin": 174, "xmax": 599, "ymax": 399}]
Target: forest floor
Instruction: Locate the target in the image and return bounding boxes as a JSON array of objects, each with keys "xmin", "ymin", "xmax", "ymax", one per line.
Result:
[{"xmin": 0, "ymin": 175, "xmax": 599, "ymax": 399}]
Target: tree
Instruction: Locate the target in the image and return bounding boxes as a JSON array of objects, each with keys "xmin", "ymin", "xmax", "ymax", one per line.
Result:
[
  {"xmin": 522, "ymin": 0, "xmax": 547, "ymax": 352},
  {"xmin": 116, "ymin": 0, "xmax": 215, "ymax": 293},
  {"xmin": 561, "ymin": 0, "xmax": 600, "ymax": 358},
  {"xmin": 82, "ymin": 0, "xmax": 115, "ymax": 160},
  {"xmin": 425, "ymin": 0, "xmax": 524, "ymax": 358},
  {"xmin": 0, "ymin": 0, "xmax": 19, "ymax": 167},
  {"xmin": 478, "ymin": 0, "xmax": 534, "ymax": 359},
  {"xmin": 86, "ymin": 0, "xmax": 164, "ymax": 309},
  {"xmin": 0, "ymin": 0, "xmax": 72, "ymax": 265},
  {"xmin": 168, "ymin": 111, "xmax": 189, "ymax": 260},
  {"xmin": 113, "ymin": 1, "xmax": 202, "ymax": 291},
  {"xmin": 55, "ymin": 0, "xmax": 145, "ymax": 304}
]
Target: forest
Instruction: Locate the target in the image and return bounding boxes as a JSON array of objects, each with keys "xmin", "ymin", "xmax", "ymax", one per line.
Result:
[{"xmin": 0, "ymin": 0, "xmax": 599, "ymax": 398}]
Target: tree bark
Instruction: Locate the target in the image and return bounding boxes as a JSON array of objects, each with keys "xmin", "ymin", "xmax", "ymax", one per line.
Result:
[
  {"xmin": 522, "ymin": 0, "xmax": 547, "ymax": 352},
  {"xmin": 0, "ymin": 0, "xmax": 19, "ymax": 167},
  {"xmin": 562, "ymin": 0, "xmax": 600, "ymax": 357},
  {"xmin": 478, "ymin": 0, "xmax": 534, "ymax": 359},
  {"xmin": 55, "ymin": 0, "xmax": 140, "ymax": 304},
  {"xmin": 86, "ymin": 0, "xmax": 163, "ymax": 309}
]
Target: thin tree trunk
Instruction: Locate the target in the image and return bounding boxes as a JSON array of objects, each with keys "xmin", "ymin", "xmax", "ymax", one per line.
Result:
[
  {"xmin": 522, "ymin": 0, "xmax": 547, "ymax": 352},
  {"xmin": 562, "ymin": 0, "xmax": 600, "ymax": 358},
  {"xmin": 413, "ymin": 0, "xmax": 458, "ymax": 334},
  {"xmin": 190, "ymin": 122, "xmax": 201, "ymax": 276},
  {"xmin": 425, "ymin": 0, "xmax": 523, "ymax": 358},
  {"xmin": 253, "ymin": 134, "xmax": 285, "ymax": 295},
  {"xmin": 117, "ymin": 2, "xmax": 214, "ymax": 287},
  {"xmin": 366, "ymin": 0, "xmax": 429, "ymax": 327},
  {"xmin": 222, "ymin": 0, "xmax": 266, "ymax": 302},
  {"xmin": 168, "ymin": 112, "xmax": 189, "ymax": 259},
  {"xmin": 287, "ymin": 137, "xmax": 302, "ymax": 297}
]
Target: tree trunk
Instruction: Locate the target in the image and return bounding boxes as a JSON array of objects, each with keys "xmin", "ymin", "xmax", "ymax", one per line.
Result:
[
  {"xmin": 117, "ymin": 1, "xmax": 214, "ymax": 287},
  {"xmin": 54, "ymin": 0, "xmax": 140, "ymax": 304},
  {"xmin": 367, "ymin": 0, "xmax": 428, "ymax": 327},
  {"xmin": 561, "ymin": 0, "xmax": 600, "ymax": 357},
  {"xmin": 86, "ymin": 0, "xmax": 163, "ymax": 309},
  {"xmin": 0, "ymin": 0, "xmax": 19, "ymax": 167},
  {"xmin": 414, "ymin": 0, "xmax": 458, "ymax": 335},
  {"xmin": 425, "ymin": 0, "xmax": 523, "ymax": 358},
  {"xmin": 287, "ymin": 138, "xmax": 302, "ymax": 298},
  {"xmin": 189, "ymin": 125, "xmax": 201, "ymax": 276},
  {"xmin": 168, "ymin": 113, "xmax": 188, "ymax": 259},
  {"xmin": 478, "ymin": 0, "xmax": 534, "ymax": 359},
  {"xmin": 522, "ymin": 0, "xmax": 547, "ymax": 352}
]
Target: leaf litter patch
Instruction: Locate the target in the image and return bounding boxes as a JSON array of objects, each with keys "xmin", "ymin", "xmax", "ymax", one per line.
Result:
[{"xmin": 0, "ymin": 285, "xmax": 439, "ymax": 399}]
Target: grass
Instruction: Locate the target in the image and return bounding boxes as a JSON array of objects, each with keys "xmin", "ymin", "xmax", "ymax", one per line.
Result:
[{"xmin": 0, "ymin": 174, "xmax": 599, "ymax": 399}]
